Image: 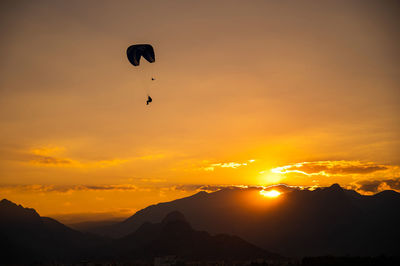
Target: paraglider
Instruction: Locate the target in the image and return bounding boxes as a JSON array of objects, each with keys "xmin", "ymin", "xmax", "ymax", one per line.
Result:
[
  {"xmin": 126, "ymin": 44, "xmax": 156, "ymax": 105},
  {"xmin": 126, "ymin": 44, "xmax": 155, "ymax": 66}
]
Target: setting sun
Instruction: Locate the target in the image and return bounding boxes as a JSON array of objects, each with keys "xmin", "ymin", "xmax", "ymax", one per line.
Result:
[{"xmin": 260, "ymin": 189, "xmax": 281, "ymax": 198}]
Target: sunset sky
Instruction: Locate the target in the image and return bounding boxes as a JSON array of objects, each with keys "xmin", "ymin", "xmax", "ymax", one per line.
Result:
[{"xmin": 1, "ymin": 0, "xmax": 399, "ymax": 222}]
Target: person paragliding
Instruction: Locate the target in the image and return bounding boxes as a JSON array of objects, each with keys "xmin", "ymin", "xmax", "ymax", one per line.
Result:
[
  {"xmin": 146, "ymin": 95, "xmax": 153, "ymax": 105},
  {"xmin": 126, "ymin": 44, "xmax": 156, "ymax": 105}
]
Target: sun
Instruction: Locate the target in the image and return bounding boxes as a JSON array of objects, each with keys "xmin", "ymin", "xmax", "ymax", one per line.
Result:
[{"xmin": 260, "ymin": 189, "xmax": 281, "ymax": 198}]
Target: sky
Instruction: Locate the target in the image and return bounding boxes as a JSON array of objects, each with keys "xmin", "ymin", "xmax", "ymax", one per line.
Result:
[{"xmin": 1, "ymin": 0, "xmax": 399, "ymax": 222}]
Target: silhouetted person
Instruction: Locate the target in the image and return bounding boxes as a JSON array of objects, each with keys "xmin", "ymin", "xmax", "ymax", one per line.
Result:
[{"xmin": 146, "ymin": 95, "xmax": 153, "ymax": 105}]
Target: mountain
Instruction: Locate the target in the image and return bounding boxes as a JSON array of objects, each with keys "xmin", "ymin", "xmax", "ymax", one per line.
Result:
[
  {"xmin": 2, "ymin": 184, "xmax": 399, "ymax": 261},
  {"xmin": 0, "ymin": 199, "xmax": 107, "ymax": 263},
  {"xmin": 68, "ymin": 219, "xmax": 123, "ymax": 232},
  {"xmin": 94, "ymin": 211, "xmax": 281, "ymax": 261},
  {"xmin": 93, "ymin": 184, "xmax": 400, "ymax": 257},
  {"xmin": 0, "ymin": 199, "xmax": 281, "ymax": 264}
]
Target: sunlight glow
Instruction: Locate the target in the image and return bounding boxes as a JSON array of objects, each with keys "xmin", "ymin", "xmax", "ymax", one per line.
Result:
[{"xmin": 260, "ymin": 189, "xmax": 281, "ymax": 198}]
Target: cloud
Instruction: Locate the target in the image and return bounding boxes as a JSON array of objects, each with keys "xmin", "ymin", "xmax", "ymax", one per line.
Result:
[
  {"xmin": 173, "ymin": 184, "xmax": 231, "ymax": 192},
  {"xmin": 203, "ymin": 159, "xmax": 256, "ymax": 171},
  {"xmin": 175, "ymin": 181, "xmax": 400, "ymax": 195},
  {"xmin": 84, "ymin": 184, "xmax": 138, "ymax": 191},
  {"xmin": 0, "ymin": 183, "xmax": 274, "ymax": 196},
  {"xmin": 3, "ymin": 176, "xmax": 398, "ymax": 198},
  {"xmin": 265, "ymin": 160, "xmax": 400, "ymax": 194},
  {"xmin": 0, "ymin": 184, "xmax": 138, "ymax": 194},
  {"xmin": 31, "ymin": 147, "xmax": 65, "ymax": 156},
  {"xmin": 172, "ymin": 184, "xmax": 274, "ymax": 193},
  {"xmin": 23, "ymin": 146, "xmax": 167, "ymax": 168},
  {"xmin": 352, "ymin": 178, "xmax": 400, "ymax": 193},
  {"xmin": 270, "ymin": 161, "xmax": 388, "ymax": 176},
  {"xmin": 29, "ymin": 155, "xmax": 130, "ymax": 168},
  {"xmin": 31, "ymin": 155, "xmax": 73, "ymax": 165}
]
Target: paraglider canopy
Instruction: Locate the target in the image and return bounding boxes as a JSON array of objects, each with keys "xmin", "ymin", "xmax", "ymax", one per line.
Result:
[{"xmin": 126, "ymin": 44, "xmax": 155, "ymax": 66}]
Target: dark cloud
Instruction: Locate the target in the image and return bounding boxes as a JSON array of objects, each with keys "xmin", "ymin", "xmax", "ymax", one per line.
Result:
[
  {"xmin": 385, "ymin": 179, "xmax": 400, "ymax": 190},
  {"xmin": 326, "ymin": 165, "xmax": 387, "ymax": 175},
  {"xmin": 84, "ymin": 185, "xmax": 137, "ymax": 191},
  {"xmin": 264, "ymin": 184, "xmax": 300, "ymax": 193},
  {"xmin": 282, "ymin": 161, "xmax": 388, "ymax": 175},
  {"xmin": 174, "ymin": 184, "xmax": 267, "ymax": 193},
  {"xmin": 173, "ymin": 184, "xmax": 205, "ymax": 192},
  {"xmin": 357, "ymin": 181, "xmax": 382, "ymax": 193},
  {"xmin": 356, "ymin": 178, "xmax": 400, "ymax": 193},
  {"xmin": 173, "ymin": 184, "xmax": 303, "ymax": 194},
  {"xmin": 197, "ymin": 185, "xmax": 242, "ymax": 192},
  {"xmin": 31, "ymin": 155, "xmax": 72, "ymax": 165},
  {"xmin": 0, "ymin": 184, "xmax": 137, "ymax": 193}
]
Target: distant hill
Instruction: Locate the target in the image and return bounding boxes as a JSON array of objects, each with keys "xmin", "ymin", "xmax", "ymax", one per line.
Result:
[
  {"xmin": 91, "ymin": 184, "xmax": 400, "ymax": 257},
  {"xmin": 68, "ymin": 219, "xmax": 123, "ymax": 232},
  {"xmin": 0, "ymin": 199, "xmax": 107, "ymax": 263},
  {"xmin": 94, "ymin": 211, "xmax": 281, "ymax": 261}
]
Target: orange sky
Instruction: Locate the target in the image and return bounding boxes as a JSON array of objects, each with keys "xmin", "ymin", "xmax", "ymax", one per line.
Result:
[{"xmin": 0, "ymin": 0, "xmax": 399, "ymax": 222}]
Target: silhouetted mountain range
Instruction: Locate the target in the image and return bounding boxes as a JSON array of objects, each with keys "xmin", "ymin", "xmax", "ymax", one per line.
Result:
[
  {"xmin": 91, "ymin": 210, "xmax": 281, "ymax": 261},
  {"xmin": 89, "ymin": 184, "xmax": 400, "ymax": 257},
  {"xmin": 0, "ymin": 199, "xmax": 279, "ymax": 264},
  {"xmin": 1, "ymin": 184, "xmax": 399, "ymax": 263}
]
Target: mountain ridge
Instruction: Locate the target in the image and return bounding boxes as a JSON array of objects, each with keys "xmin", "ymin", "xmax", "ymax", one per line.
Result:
[
  {"xmin": 2, "ymin": 183, "xmax": 399, "ymax": 260},
  {"xmin": 105, "ymin": 210, "xmax": 281, "ymax": 261},
  {"xmin": 0, "ymin": 199, "xmax": 280, "ymax": 263},
  {"xmin": 88, "ymin": 184, "xmax": 400, "ymax": 257}
]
